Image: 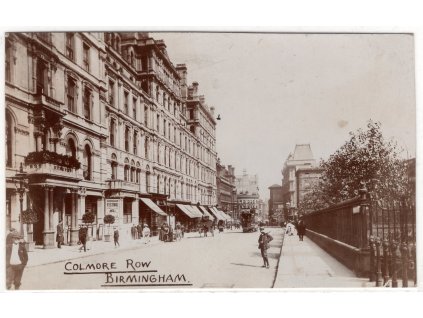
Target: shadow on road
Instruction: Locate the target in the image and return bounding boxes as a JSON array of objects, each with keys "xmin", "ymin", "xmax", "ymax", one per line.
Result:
[{"xmin": 230, "ymin": 262, "xmax": 264, "ymax": 268}]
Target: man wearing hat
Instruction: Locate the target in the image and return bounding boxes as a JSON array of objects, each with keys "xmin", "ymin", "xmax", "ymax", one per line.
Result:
[
  {"xmin": 6, "ymin": 232, "xmax": 28, "ymax": 290},
  {"xmin": 258, "ymin": 227, "xmax": 273, "ymax": 269}
]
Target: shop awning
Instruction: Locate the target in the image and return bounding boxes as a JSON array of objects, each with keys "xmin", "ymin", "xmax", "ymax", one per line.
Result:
[
  {"xmin": 188, "ymin": 205, "xmax": 204, "ymax": 218},
  {"xmin": 176, "ymin": 204, "xmax": 195, "ymax": 218},
  {"xmin": 140, "ymin": 198, "xmax": 167, "ymax": 216},
  {"xmin": 198, "ymin": 206, "xmax": 215, "ymax": 220},
  {"xmin": 219, "ymin": 210, "xmax": 232, "ymax": 221},
  {"xmin": 209, "ymin": 207, "xmax": 226, "ymax": 221}
]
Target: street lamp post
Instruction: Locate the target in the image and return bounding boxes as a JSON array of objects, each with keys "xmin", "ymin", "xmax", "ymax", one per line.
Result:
[{"xmin": 13, "ymin": 163, "xmax": 28, "ymax": 236}]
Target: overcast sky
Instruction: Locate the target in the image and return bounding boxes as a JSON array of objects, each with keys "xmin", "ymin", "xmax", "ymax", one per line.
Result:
[{"xmin": 151, "ymin": 33, "xmax": 416, "ymax": 199}]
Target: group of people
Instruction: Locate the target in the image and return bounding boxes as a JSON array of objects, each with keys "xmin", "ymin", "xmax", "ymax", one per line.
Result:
[
  {"xmin": 284, "ymin": 220, "xmax": 307, "ymax": 241},
  {"xmin": 129, "ymin": 223, "xmax": 151, "ymax": 244}
]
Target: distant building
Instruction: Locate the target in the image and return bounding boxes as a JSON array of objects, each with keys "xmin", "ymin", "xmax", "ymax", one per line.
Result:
[
  {"xmin": 216, "ymin": 159, "xmax": 237, "ymax": 220},
  {"xmin": 236, "ymin": 169, "xmax": 260, "ymax": 217},
  {"xmin": 268, "ymin": 184, "xmax": 284, "ymax": 225},
  {"xmin": 281, "ymin": 144, "xmax": 319, "ymax": 220}
]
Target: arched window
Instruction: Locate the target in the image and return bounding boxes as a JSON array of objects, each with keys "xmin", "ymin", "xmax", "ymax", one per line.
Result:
[
  {"xmin": 83, "ymin": 144, "xmax": 92, "ymax": 180},
  {"xmin": 66, "ymin": 138, "xmax": 77, "ymax": 158},
  {"xmin": 6, "ymin": 112, "xmax": 14, "ymax": 167}
]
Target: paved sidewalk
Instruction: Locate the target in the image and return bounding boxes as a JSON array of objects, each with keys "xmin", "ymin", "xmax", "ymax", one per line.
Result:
[
  {"xmin": 26, "ymin": 228, "xmax": 239, "ymax": 268},
  {"xmin": 274, "ymin": 232, "xmax": 372, "ymax": 288}
]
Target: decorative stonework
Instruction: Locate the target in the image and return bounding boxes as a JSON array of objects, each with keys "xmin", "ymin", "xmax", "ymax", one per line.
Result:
[{"xmin": 14, "ymin": 127, "xmax": 29, "ymax": 136}]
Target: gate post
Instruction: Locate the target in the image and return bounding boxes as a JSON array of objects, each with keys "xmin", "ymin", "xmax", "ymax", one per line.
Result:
[
  {"xmin": 375, "ymin": 237, "xmax": 383, "ymax": 287},
  {"xmin": 383, "ymin": 239, "xmax": 390, "ymax": 285},
  {"xmin": 369, "ymin": 235, "xmax": 376, "ymax": 282},
  {"xmin": 391, "ymin": 240, "xmax": 398, "ymax": 287},
  {"xmin": 401, "ymin": 242, "xmax": 409, "ymax": 287}
]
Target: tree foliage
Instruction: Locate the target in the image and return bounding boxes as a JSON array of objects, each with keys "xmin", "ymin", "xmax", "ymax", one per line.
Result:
[
  {"xmin": 103, "ymin": 214, "xmax": 115, "ymax": 225},
  {"xmin": 300, "ymin": 121, "xmax": 408, "ymax": 213},
  {"xmin": 82, "ymin": 212, "xmax": 95, "ymax": 224}
]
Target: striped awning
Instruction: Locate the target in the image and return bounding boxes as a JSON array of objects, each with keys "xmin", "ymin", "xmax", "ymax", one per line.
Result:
[
  {"xmin": 140, "ymin": 198, "xmax": 167, "ymax": 216},
  {"xmin": 176, "ymin": 204, "xmax": 195, "ymax": 218},
  {"xmin": 198, "ymin": 206, "xmax": 214, "ymax": 220},
  {"xmin": 187, "ymin": 205, "xmax": 204, "ymax": 218},
  {"xmin": 209, "ymin": 207, "xmax": 226, "ymax": 221}
]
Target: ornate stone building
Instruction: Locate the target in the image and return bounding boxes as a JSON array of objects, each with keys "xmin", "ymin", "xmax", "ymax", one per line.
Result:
[
  {"xmin": 216, "ymin": 160, "xmax": 236, "ymax": 220},
  {"xmin": 5, "ymin": 32, "xmax": 218, "ymax": 247},
  {"xmin": 281, "ymin": 144, "xmax": 320, "ymax": 220},
  {"xmin": 235, "ymin": 169, "xmax": 260, "ymax": 217}
]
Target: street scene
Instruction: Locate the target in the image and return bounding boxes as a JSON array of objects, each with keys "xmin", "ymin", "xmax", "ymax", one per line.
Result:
[{"xmin": 4, "ymin": 32, "xmax": 416, "ymax": 290}]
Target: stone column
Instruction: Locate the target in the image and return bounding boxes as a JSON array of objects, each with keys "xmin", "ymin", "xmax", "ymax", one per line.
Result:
[
  {"xmin": 132, "ymin": 196, "xmax": 139, "ymax": 226},
  {"xmin": 43, "ymin": 186, "xmax": 54, "ymax": 248},
  {"xmin": 97, "ymin": 195, "xmax": 105, "ymax": 240},
  {"xmin": 69, "ymin": 190, "xmax": 79, "ymax": 245}
]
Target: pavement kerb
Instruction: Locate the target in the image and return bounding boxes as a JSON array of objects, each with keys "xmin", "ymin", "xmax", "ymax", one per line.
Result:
[
  {"xmin": 271, "ymin": 228, "xmax": 286, "ymax": 288},
  {"xmin": 26, "ymin": 229, "xmax": 241, "ymax": 269},
  {"xmin": 26, "ymin": 238, "xmax": 163, "ymax": 269}
]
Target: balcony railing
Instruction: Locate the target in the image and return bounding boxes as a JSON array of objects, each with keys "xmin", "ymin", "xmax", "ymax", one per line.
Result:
[
  {"xmin": 108, "ymin": 179, "xmax": 139, "ymax": 192},
  {"xmin": 25, "ymin": 162, "xmax": 79, "ymax": 179}
]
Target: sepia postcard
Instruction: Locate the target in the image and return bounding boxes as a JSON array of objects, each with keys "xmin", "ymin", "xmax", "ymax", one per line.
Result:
[{"xmin": 3, "ymin": 31, "xmax": 417, "ymax": 290}]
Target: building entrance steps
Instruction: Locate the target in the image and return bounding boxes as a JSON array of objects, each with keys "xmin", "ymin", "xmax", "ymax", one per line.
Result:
[{"xmin": 273, "ymin": 231, "xmax": 372, "ymax": 288}]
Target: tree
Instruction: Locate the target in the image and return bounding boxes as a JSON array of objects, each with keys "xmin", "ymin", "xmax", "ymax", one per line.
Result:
[{"xmin": 301, "ymin": 120, "xmax": 408, "ymax": 212}]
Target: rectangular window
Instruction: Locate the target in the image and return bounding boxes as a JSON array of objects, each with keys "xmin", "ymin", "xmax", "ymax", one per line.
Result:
[
  {"xmin": 110, "ymin": 119, "xmax": 115, "ymax": 147},
  {"xmin": 108, "ymin": 80, "xmax": 115, "ymax": 106},
  {"xmin": 83, "ymin": 43, "xmax": 90, "ymax": 71},
  {"xmin": 156, "ymin": 114, "xmax": 160, "ymax": 132},
  {"xmin": 144, "ymin": 106, "xmax": 148, "ymax": 126},
  {"xmin": 5, "ymin": 41, "xmax": 12, "ymax": 82},
  {"xmin": 66, "ymin": 33, "xmax": 74, "ymax": 60},
  {"xmin": 83, "ymin": 88, "xmax": 91, "ymax": 120},
  {"xmin": 163, "ymin": 119, "xmax": 166, "ymax": 137},
  {"xmin": 133, "ymin": 131, "xmax": 138, "ymax": 155},
  {"xmin": 133, "ymin": 97, "xmax": 137, "ymax": 119},
  {"xmin": 124, "ymin": 91, "xmax": 129, "ymax": 115},
  {"xmin": 67, "ymin": 77, "xmax": 76, "ymax": 113},
  {"xmin": 125, "ymin": 127, "xmax": 130, "ymax": 152}
]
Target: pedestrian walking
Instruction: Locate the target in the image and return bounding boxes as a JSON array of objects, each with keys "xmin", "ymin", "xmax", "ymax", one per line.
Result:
[
  {"xmin": 137, "ymin": 223, "xmax": 143, "ymax": 239},
  {"xmin": 113, "ymin": 227, "xmax": 120, "ymax": 247},
  {"xmin": 78, "ymin": 225, "xmax": 88, "ymax": 252},
  {"xmin": 56, "ymin": 221, "xmax": 64, "ymax": 248},
  {"xmin": 203, "ymin": 224, "xmax": 208, "ymax": 237},
  {"xmin": 6, "ymin": 232, "xmax": 28, "ymax": 290},
  {"xmin": 142, "ymin": 224, "xmax": 150, "ymax": 244},
  {"xmin": 258, "ymin": 227, "xmax": 273, "ymax": 269},
  {"xmin": 181, "ymin": 224, "xmax": 185, "ymax": 238},
  {"xmin": 175, "ymin": 222, "xmax": 182, "ymax": 241},
  {"xmin": 296, "ymin": 220, "xmax": 306, "ymax": 241}
]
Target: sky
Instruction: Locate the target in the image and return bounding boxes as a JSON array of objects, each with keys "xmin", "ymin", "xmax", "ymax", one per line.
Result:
[{"xmin": 151, "ymin": 32, "xmax": 416, "ymax": 199}]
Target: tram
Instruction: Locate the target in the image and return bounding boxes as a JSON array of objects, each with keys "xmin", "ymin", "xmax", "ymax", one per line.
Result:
[{"xmin": 240, "ymin": 209, "xmax": 258, "ymax": 232}]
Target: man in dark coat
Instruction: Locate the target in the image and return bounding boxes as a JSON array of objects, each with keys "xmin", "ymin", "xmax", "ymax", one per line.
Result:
[
  {"xmin": 56, "ymin": 221, "xmax": 64, "ymax": 248},
  {"xmin": 78, "ymin": 225, "xmax": 88, "ymax": 252},
  {"xmin": 258, "ymin": 227, "xmax": 273, "ymax": 268},
  {"xmin": 297, "ymin": 220, "xmax": 306, "ymax": 241},
  {"xmin": 6, "ymin": 232, "xmax": 28, "ymax": 290}
]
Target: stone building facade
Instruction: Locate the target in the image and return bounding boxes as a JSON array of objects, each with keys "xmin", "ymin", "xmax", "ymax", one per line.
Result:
[
  {"xmin": 235, "ymin": 169, "xmax": 260, "ymax": 217},
  {"xmin": 281, "ymin": 144, "xmax": 320, "ymax": 220},
  {"xmin": 268, "ymin": 184, "xmax": 284, "ymax": 225},
  {"xmin": 5, "ymin": 32, "xmax": 218, "ymax": 248},
  {"xmin": 216, "ymin": 160, "xmax": 236, "ymax": 220}
]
